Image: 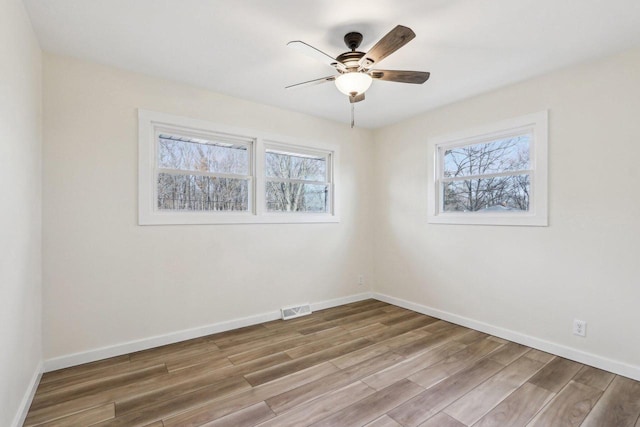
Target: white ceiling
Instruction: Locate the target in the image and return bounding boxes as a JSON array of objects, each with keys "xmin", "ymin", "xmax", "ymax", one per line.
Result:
[{"xmin": 24, "ymin": 0, "xmax": 640, "ymax": 128}]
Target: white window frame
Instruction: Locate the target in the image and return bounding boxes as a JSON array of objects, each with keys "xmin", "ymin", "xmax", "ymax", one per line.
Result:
[
  {"xmin": 262, "ymin": 142, "xmax": 334, "ymax": 217},
  {"xmin": 139, "ymin": 110, "xmax": 340, "ymax": 225},
  {"xmin": 155, "ymin": 127, "xmax": 255, "ymax": 213},
  {"xmin": 427, "ymin": 111, "xmax": 548, "ymax": 226}
]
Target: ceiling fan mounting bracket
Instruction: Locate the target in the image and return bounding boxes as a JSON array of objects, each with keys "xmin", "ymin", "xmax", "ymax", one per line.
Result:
[{"xmin": 344, "ymin": 32, "xmax": 363, "ymax": 51}]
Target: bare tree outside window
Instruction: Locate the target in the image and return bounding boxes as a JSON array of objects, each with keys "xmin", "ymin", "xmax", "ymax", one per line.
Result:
[
  {"xmin": 442, "ymin": 135, "xmax": 531, "ymax": 212},
  {"xmin": 156, "ymin": 134, "xmax": 250, "ymax": 211},
  {"xmin": 265, "ymin": 149, "xmax": 329, "ymax": 212}
]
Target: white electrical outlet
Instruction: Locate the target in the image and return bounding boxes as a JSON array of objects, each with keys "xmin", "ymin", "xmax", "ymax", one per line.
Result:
[
  {"xmin": 358, "ymin": 274, "xmax": 364, "ymax": 286},
  {"xmin": 573, "ymin": 319, "xmax": 587, "ymax": 337}
]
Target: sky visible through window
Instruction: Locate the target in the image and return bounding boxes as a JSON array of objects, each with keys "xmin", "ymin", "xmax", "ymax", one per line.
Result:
[{"xmin": 158, "ymin": 134, "xmax": 248, "ymax": 174}]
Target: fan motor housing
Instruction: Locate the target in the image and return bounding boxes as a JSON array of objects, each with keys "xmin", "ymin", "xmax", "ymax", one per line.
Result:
[{"xmin": 336, "ymin": 51, "xmax": 365, "ymax": 70}]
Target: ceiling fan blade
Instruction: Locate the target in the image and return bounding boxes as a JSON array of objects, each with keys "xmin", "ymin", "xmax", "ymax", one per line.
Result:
[
  {"xmin": 349, "ymin": 93, "xmax": 365, "ymax": 103},
  {"xmin": 288, "ymin": 41, "xmax": 347, "ymax": 71},
  {"xmin": 285, "ymin": 75, "xmax": 336, "ymax": 90},
  {"xmin": 370, "ymin": 70, "xmax": 430, "ymax": 84},
  {"xmin": 359, "ymin": 25, "xmax": 416, "ymax": 69}
]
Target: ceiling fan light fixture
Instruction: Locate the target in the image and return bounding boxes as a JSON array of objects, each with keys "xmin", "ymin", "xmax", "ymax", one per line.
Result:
[{"xmin": 334, "ymin": 72, "xmax": 372, "ymax": 96}]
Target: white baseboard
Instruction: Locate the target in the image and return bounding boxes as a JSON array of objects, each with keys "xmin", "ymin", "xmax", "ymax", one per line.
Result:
[
  {"xmin": 373, "ymin": 292, "xmax": 640, "ymax": 382},
  {"xmin": 311, "ymin": 292, "xmax": 373, "ymax": 312},
  {"xmin": 12, "ymin": 361, "xmax": 43, "ymax": 427},
  {"xmin": 44, "ymin": 292, "xmax": 373, "ymax": 372}
]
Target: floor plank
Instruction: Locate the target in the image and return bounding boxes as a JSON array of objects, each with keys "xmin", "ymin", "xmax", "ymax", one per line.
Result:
[
  {"xmin": 573, "ymin": 365, "xmax": 615, "ymax": 391},
  {"xmin": 165, "ymin": 350, "xmax": 232, "ymax": 372},
  {"xmin": 419, "ymin": 320, "xmax": 458, "ymax": 334},
  {"xmin": 35, "ymin": 360, "xmax": 165, "ymax": 396},
  {"xmin": 379, "ymin": 311, "xmax": 424, "ymax": 326},
  {"xmin": 444, "ymin": 354, "xmax": 545, "ymax": 425},
  {"xmin": 581, "ymin": 375, "xmax": 640, "ymax": 427},
  {"xmin": 418, "ymin": 412, "xmax": 466, "ymax": 427},
  {"xmin": 266, "ymin": 350, "xmax": 404, "ymax": 414},
  {"xmin": 527, "ymin": 380, "xmax": 601, "ymax": 426},
  {"xmin": 527, "ymin": 356, "xmax": 582, "ymax": 392},
  {"xmin": 391, "ymin": 326, "xmax": 469, "ymax": 359},
  {"xmin": 226, "ymin": 326, "xmax": 344, "ymax": 365},
  {"xmin": 130, "ymin": 339, "xmax": 219, "ymax": 364},
  {"xmin": 330, "ymin": 342, "xmax": 394, "ymax": 370},
  {"xmin": 35, "ymin": 403, "xmax": 115, "ymax": 427},
  {"xmin": 90, "ymin": 376, "xmax": 251, "ymax": 426},
  {"xmin": 283, "ymin": 329, "xmax": 361, "ymax": 359},
  {"xmin": 389, "ymin": 357, "xmax": 504, "ymax": 426},
  {"xmin": 39, "ymin": 356, "xmax": 130, "ymax": 385},
  {"xmin": 25, "ymin": 372, "xmax": 179, "ymax": 426},
  {"xmin": 114, "ymin": 374, "xmax": 250, "ymax": 416},
  {"xmin": 364, "ymin": 414, "xmax": 403, "ymax": 427},
  {"xmin": 221, "ymin": 331, "xmax": 301, "ymax": 358},
  {"xmin": 200, "ymin": 402, "xmax": 274, "ymax": 427},
  {"xmin": 309, "ymin": 379, "xmax": 424, "ymax": 427},
  {"xmin": 523, "ymin": 349, "xmax": 555, "ymax": 364},
  {"xmin": 488, "ymin": 342, "xmax": 530, "ymax": 365},
  {"xmin": 408, "ymin": 337, "xmax": 504, "ymax": 389},
  {"xmin": 162, "ymin": 362, "xmax": 339, "ymax": 427},
  {"xmin": 30, "ymin": 364, "xmax": 169, "ymax": 412},
  {"xmin": 244, "ymin": 337, "xmax": 372, "ymax": 386},
  {"xmin": 362, "ymin": 340, "xmax": 466, "ymax": 391},
  {"xmin": 474, "ymin": 382, "xmax": 555, "ymax": 427},
  {"xmin": 257, "ymin": 381, "xmax": 376, "ymax": 427},
  {"xmin": 167, "ymin": 351, "xmax": 292, "ymax": 384}
]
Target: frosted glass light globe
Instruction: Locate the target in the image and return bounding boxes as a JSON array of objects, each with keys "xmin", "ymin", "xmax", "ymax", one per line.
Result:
[{"xmin": 334, "ymin": 72, "xmax": 373, "ymax": 96}]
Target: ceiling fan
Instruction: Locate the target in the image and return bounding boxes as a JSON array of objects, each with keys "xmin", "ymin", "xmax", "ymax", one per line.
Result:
[{"xmin": 286, "ymin": 25, "xmax": 430, "ymax": 127}]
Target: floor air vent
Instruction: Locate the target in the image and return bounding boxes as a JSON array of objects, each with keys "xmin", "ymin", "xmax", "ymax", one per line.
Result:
[{"xmin": 281, "ymin": 304, "xmax": 312, "ymax": 320}]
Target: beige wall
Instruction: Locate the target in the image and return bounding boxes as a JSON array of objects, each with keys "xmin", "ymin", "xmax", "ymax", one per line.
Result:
[
  {"xmin": 372, "ymin": 48, "xmax": 640, "ymax": 372},
  {"xmin": 0, "ymin": 0, "xmax": 43, "ymax": 425},
  {"xmin": 42, "ymin": 54, "xmax": 374, "ymax": 360}
]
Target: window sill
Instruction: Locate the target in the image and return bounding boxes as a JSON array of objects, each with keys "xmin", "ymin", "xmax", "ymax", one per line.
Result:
[
  {"xmin": 427, "ymin": 211, "xmax": 547, "ymax": 227},
  {"xmin": 139, "ymin": 211, "xmax": 340, "ymax": 225}
]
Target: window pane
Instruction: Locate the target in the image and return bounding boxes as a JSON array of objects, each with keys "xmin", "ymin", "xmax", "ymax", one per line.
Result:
[
  {"xmin": 443, "ymin": 134, "xmax": 530, "ymax": 178},
  {"xmin": 266, "ymin": 181, "xmax": 328, "ymax": 212},
  {"xmin": 158, "ymin": 134, "xmax": 248, "ymax": 175},
  {"xmin": 157, "ymin": 173, "xmax": 249, "ymax": 211},
  {"xmin": 443, "ymin": 175, "xmax": 530, "ymax": 212},
  {"xmin": 265, "ymin": 150, "xmax": 326, "ymax": 182}
]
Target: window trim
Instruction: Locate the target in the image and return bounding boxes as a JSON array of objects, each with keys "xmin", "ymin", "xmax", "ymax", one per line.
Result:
[
  {"xmin": 427, "ymin": 111, "xmax": 548, "ymax": 226},
  {"xmin": 138, "ymin": 110, "xmax": 340, "ymax": 225}
]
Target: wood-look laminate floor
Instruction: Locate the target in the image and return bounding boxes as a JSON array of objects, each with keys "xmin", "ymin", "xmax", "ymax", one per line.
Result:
[{"xmin": 25, "ymin": 300, "xmax": 640, "ymax": 427}]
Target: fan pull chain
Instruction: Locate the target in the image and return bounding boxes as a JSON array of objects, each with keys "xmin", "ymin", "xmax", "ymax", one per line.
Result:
[{"xmin": 351, "ymin": 103, "xmax": 355, "ymax": 128}]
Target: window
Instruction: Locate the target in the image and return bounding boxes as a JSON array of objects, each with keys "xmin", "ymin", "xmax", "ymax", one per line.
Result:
[
  {"xmin": 156, "ymin": 132, "xmax": 252, "ymax": 212},
  {"xmin": 139, "ymin": 110, "xmax": 339, "ymax": 224},
  {"xmin": 264, "ymin": 144, "xmax": 332, "ymax": 213},
  {"xmin": 428, "ymin": 111, "xmax": 548, "ymax": 226}
]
